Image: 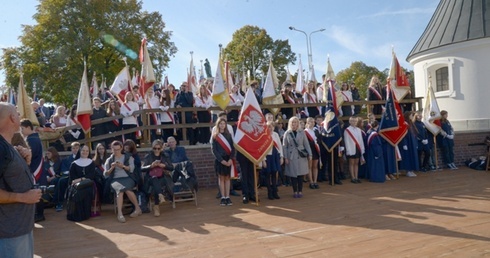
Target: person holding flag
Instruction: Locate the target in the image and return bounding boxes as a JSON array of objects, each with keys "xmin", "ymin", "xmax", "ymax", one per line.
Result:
[
  {"xmin": 120, "ymin": 92, "xmax": 140, "ymax": 143},
  {"xmin": 143, "ymin": 87, "xmax": 164, "ymax": 142},
  {"xmin": 366, "ymin": 120, "xmax": 386, "ymax": 182},
  {"xmin": 262, "ymin": 121, "xmax": 283, "ymax": 200},
  {"xmin": 415, "ymin": 111, "xmax": 431, "ymax": 172},
  {"xmin": 211, "ymin": 118, "xmax": 235, "ymax": 206},
  {"xmin": 437, "ymin": 110, "xmax": 458, "ymax": 169},
  {"xmin": 399, "ymin": 111, "xmax": 420, "ymax": 177}
]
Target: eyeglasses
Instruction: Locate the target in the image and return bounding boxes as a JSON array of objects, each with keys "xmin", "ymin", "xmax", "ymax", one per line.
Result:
[{"xmin": 153, "ymin": 147, "xmax": 161, "ymax": 150}]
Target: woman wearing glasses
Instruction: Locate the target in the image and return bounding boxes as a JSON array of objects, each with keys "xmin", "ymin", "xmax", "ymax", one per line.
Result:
[
  {"xmin": 104, "ymin": 141, "xmax": 141, "ymax": 223},
  {"xmin": 141, "ymin": 140, "xmax": 173, "ymax": 217}
]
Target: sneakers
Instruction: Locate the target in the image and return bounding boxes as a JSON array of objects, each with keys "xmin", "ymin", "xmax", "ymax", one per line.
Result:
[
  {"xmin": 389, "ymin": 174, "xmax": 397, "ymax": 180},
  {"xmin": 129, "ymin": 209, "xmax": 142, "ymax": 218},
  {"xmin": 449, "ymin": 163, "xmax": 459, "ymax": 170},
  {"xmin": 220, "ymin": 198, "xmax": 226, "ymax": 206},
  {"xmin": 225, "ymin": 197, "xmax": 233, "ymax": 206},
  {"xmin": 55, "ymin": 204, "xmax": 63, "ymax": 212},
  {"xmin": 406, "ymin": 171, "xmax": 417, "ymax": 177},
  {"xmin": 153, "ymin": 205, "xmax": 160, "ymax": 217},
  {"xmin": 385, "ymin": 175, "xmax": 391, "ymax": 181}
]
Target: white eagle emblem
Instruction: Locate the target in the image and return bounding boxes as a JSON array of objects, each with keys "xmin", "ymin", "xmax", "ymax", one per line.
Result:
[{"xmin": 240, "ymin": 110, "xmax": 265, "ymax": 137}]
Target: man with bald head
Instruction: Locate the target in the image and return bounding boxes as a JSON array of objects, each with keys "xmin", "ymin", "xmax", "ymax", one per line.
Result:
[{"xmin": 0, "ymin": 103, "xmax": 42, "ymax": 257}]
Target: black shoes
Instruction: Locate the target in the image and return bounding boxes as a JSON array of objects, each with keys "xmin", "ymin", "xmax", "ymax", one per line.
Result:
[
  {"xmin": 226, "ymin": 197, "xmax": 233, "ymax": 206},
  {"xmin": 242, "ymin": 196, "xmax": 249, "ymax": 204},
  {"xmin": 35, "ymin": 214, "xmax": 45, "ymax": 223},
  {"xmin": 220, "ymin": 198, "xmax": 226, "ymax": 206}
]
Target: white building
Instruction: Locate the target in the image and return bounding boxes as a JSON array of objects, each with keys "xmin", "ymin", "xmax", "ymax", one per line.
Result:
[{"xmin": 407, "ymin": 0, "xmax": 490, "ymax": 131}]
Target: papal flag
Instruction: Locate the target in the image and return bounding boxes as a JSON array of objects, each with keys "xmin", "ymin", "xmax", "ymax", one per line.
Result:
[
  {"xmin": 379, "ymin": 84, "xmax": 407, "ymax": 146},
  {"xmin": 110, "ymin": 66, "xmax": 132, "ymax": 101},
  {"xmin": 310, "ymin": 65, "xmax": 317, "ymax": 84},
  {"xmin": 188, "ymin": 54, "xmax": 198, "ymax": 95},
  {"xmin": 234, "ymin": 88, "xmax": 273, "ymax": 164},
  {"xmin": 389, "ymin": 50, "xmax": 410, "ymax": 101},
  {"xmin": 422, "ymin": 84, "xmax": 441, "ymax": 135},
  {"xmin": 212, "ymin": 59, "xmax": 230, "ymax": 110},
  {"xmin": 90, "ymin": 71, "xmax": 99, "ymax": 98},
  {"xmin": 139, "ymin": 38, "xmax": 156, "ymax": 96},
  {"xmin": 17, "ymin": 74, "xmax": 39, "ymax": 126},
  {"xmin": 77, "ymin": 63, "xmax": 93, "ymax": 133},
  {"xmin": 285, "ymin": 65, "xmax": 292, "ymax": 82},
  {"xmin": 262, "ymin": 59, "xmax": 283, "ymax": 115}
]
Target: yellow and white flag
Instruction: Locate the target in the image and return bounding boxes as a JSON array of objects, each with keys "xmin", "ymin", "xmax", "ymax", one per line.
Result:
[
  {"xmin": 17, "ymin": 74, "xmax": 39, "ymax": 126},
  {"xmin": 322, "ymin": 57, "xmax": 343, "ymax": 109},
  {"xmin": 262, "ymin": 60, "xmax": 283, "ymax": 115},
  {"xmin": 212, "ymin": 60, "xmax": 230, "ymax": 110},
  {"xmin": 422, "ymin": 84, "xmax": 441, "ymax": 135}
]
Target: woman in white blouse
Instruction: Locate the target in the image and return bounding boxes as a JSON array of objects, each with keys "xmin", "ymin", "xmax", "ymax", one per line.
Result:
[
  {"xmin": 227, "ymin": 85, "xmax": 244, "ymax": 123},
  {"xmin": 143, "ymin": 87, "xmax": 164, "ymax": 142},
  {"xmin": 194, "ymin": 85, "xmax": 212, "ymax": 144},
  {"xmin": 120, "ymin": 91, "xmax": 140, "ymax": 142}
]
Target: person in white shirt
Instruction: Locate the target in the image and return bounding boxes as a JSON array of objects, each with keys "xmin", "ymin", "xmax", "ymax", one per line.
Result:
[
  {"xmin": 227, "ymin": 85, "xmax": 244, "ymax": 122},
  {"xmin": 160, "ymin": 88, "xmax": 176, "ymax": 142},
  {"xmin": 143, "ymin": 87, "xmax": 165, "ymax": 142},
  {"xmin": 343, "ymin": 116, "xmax": 365, "ymax": 184},
  {"xmin": 120, "ymin": 91, "xmax": 140, "ymax": 142},
  {"xmin": 195, "ymin": 85, "xmax": 212, "ymax": 144}
]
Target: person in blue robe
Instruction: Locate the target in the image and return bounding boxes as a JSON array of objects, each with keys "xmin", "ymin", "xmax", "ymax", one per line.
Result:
[
  {"xmin": 367, "ymin": 121, "xmax": 385, "ymax": 182},
  {"xmin": 399, "ymin": 111, "xmax": 419, "ymax": 177}
]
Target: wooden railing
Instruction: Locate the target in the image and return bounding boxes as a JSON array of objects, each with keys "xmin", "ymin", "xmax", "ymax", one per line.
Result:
[{"xmin": 50, "ymin": 98, "xmax": 421, "ymax": 148}]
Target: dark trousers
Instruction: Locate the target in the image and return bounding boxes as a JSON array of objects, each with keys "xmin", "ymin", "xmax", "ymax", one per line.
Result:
[
  {"xmin": 122, "ymin": 124, "xmax": 137, "ymax": 142},
  {"xmin": 418, "ymin": 149, "xmax": 431, "ymax": 170},
  {"xmin": 289, "ymin": 175, "xmax": 304, "ymax": 193},
  {"xmin": 441, "ymin": 145, "xmax": 455, "ymax": 165},
  {"xmin": 265, "ymin": 171, "xmax": 278, "ymax": 196},
  {"xmin": 51, "ymin": 176, "xmax": 69, "ymax": 204},
  {"xmin": 237, "ymin": 153, "xmax": 255, "ymax": 198},
  {"xmin": 318, "ymin": 147, "xmax": 328, "ymax": 181}
]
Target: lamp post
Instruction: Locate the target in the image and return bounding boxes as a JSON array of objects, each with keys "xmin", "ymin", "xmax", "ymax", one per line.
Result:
[
  {"xmin": 242, "ymin": 45, "xmax": 255, "ymax": 81},
  {"xmin": 289, "ymin": 26, "xmax": 325, "ymax": 76}
]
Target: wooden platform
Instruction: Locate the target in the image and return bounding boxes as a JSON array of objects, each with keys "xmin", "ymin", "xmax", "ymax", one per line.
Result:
[{"xmin": 34, "ymin": 168, "xmax": 490, "ymax": 257}]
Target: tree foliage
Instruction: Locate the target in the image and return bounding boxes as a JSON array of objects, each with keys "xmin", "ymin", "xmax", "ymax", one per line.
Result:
[
  {"xmin": 1, "ymin": 0, "xmax": 176, "ymax": 105},
  {"xmin": 223, "ymin": 25, "xmax": 296, "ymax": 83},
  {"xmin": 336, "ymin": 61, "xmax": 387, "ymax": 100}
]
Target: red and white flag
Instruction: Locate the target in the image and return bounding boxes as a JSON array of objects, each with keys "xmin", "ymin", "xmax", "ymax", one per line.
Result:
[
  {"xmin": 110, "ymin": 66, "xmax": 132, "ymax": 101},
  {"xmin": 139, "ymin": 38, "xmax": 156, "ymax": 97},
  {"xmin": 234, "ymin": 88, "xmax": 273, "ymax": 164},
  {"xmin": 389, "ymin": 50, "xmax": 410, "ymax": 101},
  {"xmin": 77, "ymin": 63, "xmax": 93, "ymax": 133}
]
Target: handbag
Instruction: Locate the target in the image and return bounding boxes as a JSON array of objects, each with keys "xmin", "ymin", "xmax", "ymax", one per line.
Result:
[
  {"xmin": 74, "ymin": 178, "xmax": 93, "ymax": 190},
  {"xmin": 149, "ymin": 166, "xmax": 164, "ymax": 178},
  {"xmin": 289, "ymin": 132, "xmax": 309, "ymax": 158}
]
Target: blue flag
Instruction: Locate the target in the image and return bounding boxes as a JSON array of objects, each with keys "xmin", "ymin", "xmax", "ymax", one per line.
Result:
[
  {"xmin": 9, "ymin": 88, "xmax": 16, "ymax": 106},
  {"xmin": 379, "ymin": 85, "xmax": 407, "ymax": 146},
  {"xmin": 321, "ymin": 80, "xmax": 342, "ymax": 152}
]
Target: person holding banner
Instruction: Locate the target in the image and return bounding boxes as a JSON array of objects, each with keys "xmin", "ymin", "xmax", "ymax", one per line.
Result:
[
  {"xmin": 343, "ymin": 116, "xmax": 365, "ymax": 184},
  {"xmin": 211, "ymin": 118, "xmax": 235, "ymax": 206},
  {"xmin": 262, "ymin": 121, "xmax": 283, "ymax": 200},
  {"xmin": 366, "ymin": 121, "xmax": 385, "ymax": 182},
  {"xmin": 283, "ymin": 117, "xmax": 311, "ymax": 198},
  {"xmin": 399, "ymin": 111, "xmax": 419, "ymax": 177},
  {"xmin": 437, "ymin": 110, "xmax": 458, "ymax": 169}
]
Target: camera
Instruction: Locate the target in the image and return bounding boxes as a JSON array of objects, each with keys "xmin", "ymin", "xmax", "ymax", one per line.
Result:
[{"xmin": 33, "ymin": 184, "xmax": 47, "ymax": 194}]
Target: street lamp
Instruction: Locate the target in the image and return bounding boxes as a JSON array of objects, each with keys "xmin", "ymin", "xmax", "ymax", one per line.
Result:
[
  {"xmin": 242, "ymin": 45, "xmax": 255, "ymax": 81},
  {"xmin": 289, "ymin": 26, "xmax": 325, "ymax": 76}
]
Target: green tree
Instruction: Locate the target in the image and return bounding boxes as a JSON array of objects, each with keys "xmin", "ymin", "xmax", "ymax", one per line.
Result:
[
  {"xmin": 1, "ymin": 0, "xmax": 176, "ymax": 105},
  {"xmin": 336, "ymin": 61, "xmax": 387, "ymax": 100},
  {"xmin": 223, "ymin": 25, "xmax": 296, "ymax": 83}
]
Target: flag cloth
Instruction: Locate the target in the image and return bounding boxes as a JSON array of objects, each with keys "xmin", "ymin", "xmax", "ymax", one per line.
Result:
[
  {"xmin": 9, "ymin": 88, "xmax": 16, "ymax": 106},
  {"xmin": 321, "ymin": 80, "xmax": 342, "ymax": 152},
  {"xmin": 132, "ymin": 69, "xmax": 139, "ymax": 87},
  {"xmin": 188, "ymin": 55, "xmax": 198, "ymax": 95},
  {"xmin": 310, "ymin": 65, "xmax": 317, "ymax": 84},
  {"xmin": 212, "ymin": 60, "xmax": 230, "ymax": 110},
  {"xmin": 379, "ymin": 85, "xmax": 407, "ymax": 146},
  {"xmin": 91, "ymin": 72, "xmax": 99, "ymax": 98},
  {"xmin": 422, "ymin": 85, "xmax": 441, "ymax": 135},
  {"xmin": 241, "ymin": 69, "xmax": 248, "ymax": 93},
  {"xmin": 296, "ymin": 55, "xmax": 306, "ymax": 93},
  {"xmin": 17, "ymin": 75, "xmax": 39, "ymax": 126},
  {"xmin": 110, "ymin": 66, "xmax": 132, "ymax": 101},
  {"xmin": 234, "ymin": 88, "xmax": 273, "ymax": 164},
  {"xmin": 262, "ymin": 60, "xmax": 283, "ymax": 115},
  {"xmin": 285, "ymin": 65, "xmax": 292, "ymax": 82},
  {"xmin": 77, "ymin": 63, "xmax": 93, "ymax": 133},
  {"xmin": 225, "ymin": 61, "xmax": 234, "ymax": 92},
  {"xmin": 139, "ymin": 38, "xmax": 156, "ymax": 97},
  {"xmin": 389, "ymin": 51, "xmax": 410, "ymax": 101},
  {"xmin": 321, "ymin": 58, "xmax": 343, "ymax": 111}
]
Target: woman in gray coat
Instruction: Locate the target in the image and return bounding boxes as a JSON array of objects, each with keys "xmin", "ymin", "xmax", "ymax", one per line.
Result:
[{"xmin": 283, "ymin": 117, "xmax": 312, "ymax": 198}]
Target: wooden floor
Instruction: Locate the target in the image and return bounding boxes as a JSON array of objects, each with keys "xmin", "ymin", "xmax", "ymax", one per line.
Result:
[{"xmin": 34, "ymin": 167, "xmax": 490, "ymax": 258}]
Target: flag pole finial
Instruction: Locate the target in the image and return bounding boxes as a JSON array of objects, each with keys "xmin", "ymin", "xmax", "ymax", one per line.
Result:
[{"xmin": 122, "ymin": 57, "xmax": 128, "ymax": 67}]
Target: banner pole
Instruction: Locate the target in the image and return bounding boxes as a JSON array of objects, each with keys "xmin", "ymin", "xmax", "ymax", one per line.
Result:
[
  {"xmin": 254, "ymin": 163, "xmax": 259, "ymax": 206},
  {"xmin": 331, "ymin": 151, "xmax": 334, "ymax": 186}
]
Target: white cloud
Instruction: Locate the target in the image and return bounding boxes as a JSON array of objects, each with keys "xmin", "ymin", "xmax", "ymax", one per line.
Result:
[
  {"xmin": 360, "ymin": 7, "xmax": 435, "ymax": 19},
  {"xmin": 329, "ymin": 25, "xmax": 368, "ymax": 55}
]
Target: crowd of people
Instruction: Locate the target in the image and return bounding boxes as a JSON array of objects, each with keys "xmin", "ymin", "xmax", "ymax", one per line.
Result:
[{"xmin": 0, "ymin": 73, "xmax": 461, "ymax": 257}]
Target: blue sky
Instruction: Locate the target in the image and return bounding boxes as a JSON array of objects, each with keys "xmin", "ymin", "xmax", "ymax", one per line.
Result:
[{"xmin": 1, "ymin": 0, "xmax": 439, "ymax": 88}]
